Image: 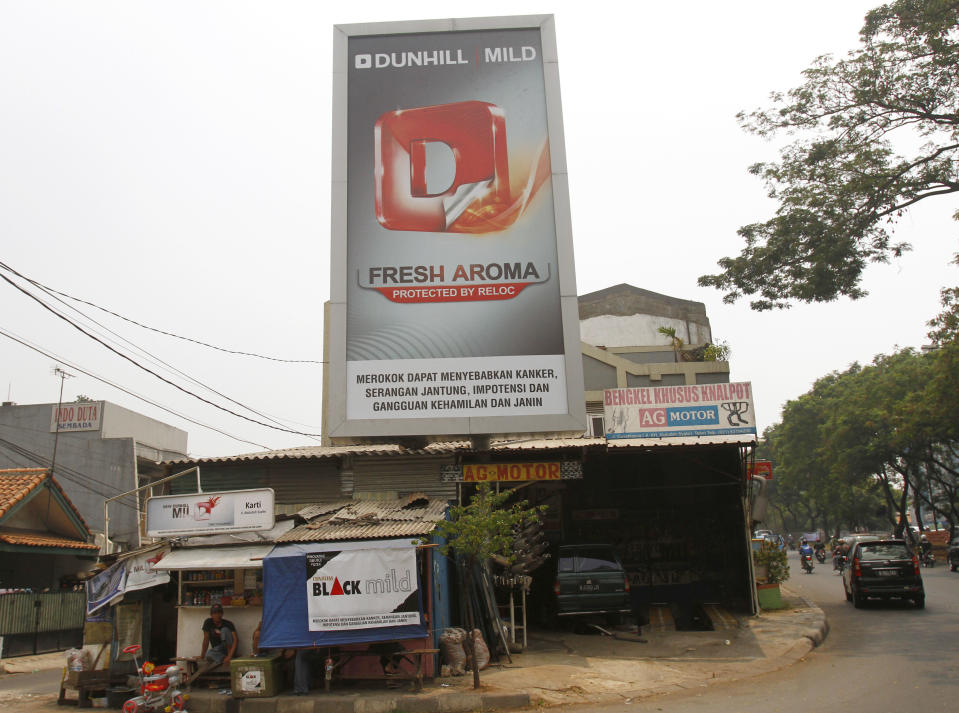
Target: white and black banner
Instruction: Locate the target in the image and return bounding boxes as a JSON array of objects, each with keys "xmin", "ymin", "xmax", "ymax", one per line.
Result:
[{"xmin": 305, "ymin": 547, "xmax": 420, "ymax": 631}]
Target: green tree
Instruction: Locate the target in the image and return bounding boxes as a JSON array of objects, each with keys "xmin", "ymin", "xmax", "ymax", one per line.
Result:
[
  {"xmin": 432, "ymin": 484, "xmax": 545, "ymax": 689},
  {"xmin": 699, "ymin": 0, "xmax": 959, "ymax": 310}
]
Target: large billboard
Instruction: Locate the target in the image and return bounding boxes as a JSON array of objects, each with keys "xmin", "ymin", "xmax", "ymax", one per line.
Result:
[{"xmin": 326, "ymin": 15, "xmax": 584, "ymax": 439}]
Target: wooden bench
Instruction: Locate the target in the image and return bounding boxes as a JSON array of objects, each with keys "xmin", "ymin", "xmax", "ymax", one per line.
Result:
[
  {"xmin": 57, "ymin": 670, "xmax": 118, "ymax": 707},
  {"xmin": 174, "ymin": 657, "xmax": 230, "ymax": 689},
  {"xmin": 321, "ymin": 646, "xmax": 440, "ymax": 693}
]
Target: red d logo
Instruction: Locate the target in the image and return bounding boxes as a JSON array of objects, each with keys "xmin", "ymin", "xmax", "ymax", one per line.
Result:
[{"xmin": 374, "ymin": 101, "xmax": 510, "ymax": 233}]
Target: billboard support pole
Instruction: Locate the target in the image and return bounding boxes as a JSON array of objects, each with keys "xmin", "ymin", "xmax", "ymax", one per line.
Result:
[{"xmin": 103, "ymin": 466, "xmax": 201, "ymax": 555}]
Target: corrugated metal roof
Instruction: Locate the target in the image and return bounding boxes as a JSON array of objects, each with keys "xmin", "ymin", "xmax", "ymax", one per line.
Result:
[
  {"xmin": 164, "ymin": 442, "xmax": 474, "ymax": 465},
  {"xmin": 607, "ymin": 435, "xmax": 757, "ymax": 447},
  {"xmin": 163, "ymin": 437, "xmax": 604, "ymax": 466},
  {"xmin": 278, "ymin": 496, "xmax": 448, "ymax": 543}
]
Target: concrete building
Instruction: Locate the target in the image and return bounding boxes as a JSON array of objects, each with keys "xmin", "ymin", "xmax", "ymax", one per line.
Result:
[{"xmin": 0, "ymin": 400, "xmax": 188, "ymax": 551}]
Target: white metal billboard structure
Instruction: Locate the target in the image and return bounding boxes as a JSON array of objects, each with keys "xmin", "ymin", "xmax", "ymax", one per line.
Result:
[{"xmin": 327, "ymin": 15, "xmax": 584, "ymax": 440}]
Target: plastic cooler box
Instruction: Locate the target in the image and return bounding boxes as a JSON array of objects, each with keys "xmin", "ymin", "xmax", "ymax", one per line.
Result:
[{"xmin": 230, "ymin": 655, "xmax": 281, "ymax": 698}]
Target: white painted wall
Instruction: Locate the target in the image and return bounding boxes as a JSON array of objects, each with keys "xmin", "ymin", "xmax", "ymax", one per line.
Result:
[{"xmin": 580, "ymin": 314, "xmax": 712, "ymax": 348}]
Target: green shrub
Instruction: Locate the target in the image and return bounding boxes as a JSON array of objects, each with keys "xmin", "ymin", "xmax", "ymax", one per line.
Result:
[{"xmin": 753, "ymin": 541, "xmax": 790, "ymax": 584}]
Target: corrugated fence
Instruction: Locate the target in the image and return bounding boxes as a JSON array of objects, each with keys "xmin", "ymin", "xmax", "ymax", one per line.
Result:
[{"xmin": 0, "ymin": 592, "xmax": 85, "ymax": 656}]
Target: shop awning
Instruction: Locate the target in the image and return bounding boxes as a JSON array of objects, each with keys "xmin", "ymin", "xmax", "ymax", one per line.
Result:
[{"xmin": 152, "ymin": 544, "xmax": 273, "ymax": 570}]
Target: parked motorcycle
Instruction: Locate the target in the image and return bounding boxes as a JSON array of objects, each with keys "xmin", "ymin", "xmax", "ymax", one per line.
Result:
[
  {"xmin": 121, "ymin": 644, "xmax": 189, "ymax": 713},
  {"xmin": 800, "ymin": 552, "xmax": 814, "ymax": 574}
]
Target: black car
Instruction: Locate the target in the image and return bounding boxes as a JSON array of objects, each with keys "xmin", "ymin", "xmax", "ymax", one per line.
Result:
[
  {"xmin": 948, "ymin": 537, "xmax": 959, "ymax": 572},
  {"xmin": 841, "ymin": 539, "xmax": 924, "ymax": 609},
  {"xmin": 550, "ymin": 544, "xmax": 632, "ymax": 620}
]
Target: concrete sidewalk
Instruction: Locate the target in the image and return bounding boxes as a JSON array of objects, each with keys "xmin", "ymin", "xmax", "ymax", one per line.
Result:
[{"xmin": 1, "ymin": 586, "xmax": 827, "ymax": 712}]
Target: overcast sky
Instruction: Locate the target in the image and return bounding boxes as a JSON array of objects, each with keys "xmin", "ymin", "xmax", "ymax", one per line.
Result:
[{"xmin": 1, "ymin": 1, "xmax": 955, "ymax": 458}]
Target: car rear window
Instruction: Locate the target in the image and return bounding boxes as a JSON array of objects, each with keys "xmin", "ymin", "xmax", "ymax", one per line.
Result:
[
  {"xmin": 558, "ymin": 547, "xmax": 621, "ymax": 573},
  {"xmin": 858, "ymin": 543, "xmax": 911, "ymax": 561}
]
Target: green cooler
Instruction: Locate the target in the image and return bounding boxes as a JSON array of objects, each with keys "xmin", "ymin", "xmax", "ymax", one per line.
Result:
[{"xmin": 230, "ymin": 655, "xmax": 281, "ymax": 698}]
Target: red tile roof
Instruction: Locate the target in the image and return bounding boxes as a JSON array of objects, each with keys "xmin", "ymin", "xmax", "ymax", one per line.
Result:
[
  {"xmin": 0, "ymin": 531, "xmax": 98, "ymax": 551},
  {"xmin": 0, "ymin": 468, "xmax": 48, "ymax": 519},
  {"xmin": 0, "ymin": 467, "xmax": 92, "ymax": 534}
]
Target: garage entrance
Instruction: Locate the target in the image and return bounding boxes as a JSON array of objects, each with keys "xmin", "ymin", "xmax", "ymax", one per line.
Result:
[{"xmin": 521, "ymin": 444, "xmax": 754, "ymax": 628}]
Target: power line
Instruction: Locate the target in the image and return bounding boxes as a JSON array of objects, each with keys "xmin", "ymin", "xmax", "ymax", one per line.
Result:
[
  {"xmin": 0, "ymin": 326, "xmax": 273, "ymax": 450},
  {"xmin": 0, "ymin": 262, "xmax": 319, "ymax": 438},
  {"xmin": 0, "ymin": 271, "xmax": 324, "ymax": 438},
  {"xmin": 0, "ymin": 437, "xmax": 141, "ymax": 513},
  {"xmin": 0, "ymin": 261, "xmax": 321, "ymax": 364}
]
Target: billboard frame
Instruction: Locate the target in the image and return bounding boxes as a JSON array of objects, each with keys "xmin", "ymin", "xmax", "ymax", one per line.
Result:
[{"xmin": 325, "ymin": 14, "xmax": 584, "ymax": 441}]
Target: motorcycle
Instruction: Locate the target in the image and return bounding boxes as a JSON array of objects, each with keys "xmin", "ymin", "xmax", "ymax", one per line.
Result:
[
  {"xmin": 832, "ymin": 552, "xmax": 846, "ymax": 575},
  {"xmin": 800, "ymin": 552, "xmax": 814, "ymax": 574},
  {"xmin": 121, "ymin": 644, "xmax": 189, "ymax": 713},
  {"xmin": 814, "ymin": 547, "xmax": 826, "ymax": 564},
  {"xmin": 921, "ymin": 549, "xmax": 936, "ymax": 568}
]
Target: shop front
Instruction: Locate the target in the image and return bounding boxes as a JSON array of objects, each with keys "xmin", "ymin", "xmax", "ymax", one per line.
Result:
[
  {"xmin": 257, "ymin": 498, "xmax": 451, "ymax": 689},
  {"xmin": 151, "ymin": 544, "xmax": 273, "ymax": 660}
]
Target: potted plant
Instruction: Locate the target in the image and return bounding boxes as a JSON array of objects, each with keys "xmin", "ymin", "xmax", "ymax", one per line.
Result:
[{"xmin": 753, "ymin": 541, "xmax": 789, "ymax": 609}]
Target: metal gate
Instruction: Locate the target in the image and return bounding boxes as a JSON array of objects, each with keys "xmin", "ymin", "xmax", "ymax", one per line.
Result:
[{"xmin": 0, "ymin": 592, "xmax": 85, "ymax": 657}]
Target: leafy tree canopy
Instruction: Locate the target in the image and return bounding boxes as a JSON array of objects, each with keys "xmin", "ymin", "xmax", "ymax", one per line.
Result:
[{"xmin": 700, "ymin": 0, "xmax": 959, "ymax": 310}]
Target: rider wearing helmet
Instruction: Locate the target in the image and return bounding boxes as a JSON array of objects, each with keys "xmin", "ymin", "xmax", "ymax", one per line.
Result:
[
  {"xmin": 799, "ymin": 538, "xmax": 814, "ymax": 567},
  {"xmin": 832, "ymin": 539, "xmax": 846, "ymax": 569},
  {"xmin": 920, "ymin": 533, "xmax": 932, "ymax": 558}
]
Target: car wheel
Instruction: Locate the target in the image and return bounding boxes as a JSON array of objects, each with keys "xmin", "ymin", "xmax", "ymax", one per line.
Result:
[
  {"xmin": 914, "ymin": 595, "xmax": 925, "ymax": 610},
  {"xmin": 951, "ymin": 561, "xmax": 957, "ymax": 572},
  {"xmin": 853, "ymin": 590, "xmax": 864, "ymax": 609},
  {"xmin": 845, "ymin": 584, "xmax": 852, "ymax": 602}
]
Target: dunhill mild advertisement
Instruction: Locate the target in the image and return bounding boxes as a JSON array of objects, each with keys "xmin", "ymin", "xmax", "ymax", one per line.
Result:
[{"xmin": 327, "ymin": 15, "xmax": 584, "ymax": 439}]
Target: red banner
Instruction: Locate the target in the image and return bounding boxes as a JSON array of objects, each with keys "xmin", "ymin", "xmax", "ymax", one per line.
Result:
[{"xmin": 373, "ymin": 282, "xmax": 533, "ymax": 303}]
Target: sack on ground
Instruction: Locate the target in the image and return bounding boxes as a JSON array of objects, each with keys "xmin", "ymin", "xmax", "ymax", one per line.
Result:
[
  {"xmin": 470, "ymin": 629, "xmax": 490, "ymax": 671},
  {"xmin": 439, "ymin": 627, "xmax": 467, "ymax": 676},
  {"xmin": 65, "ymin": 648, "xmax": 90, "ymax": 672}
]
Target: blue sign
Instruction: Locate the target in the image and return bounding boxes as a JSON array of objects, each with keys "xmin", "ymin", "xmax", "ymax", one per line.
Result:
[{"xmin": 666, "ymin": 406, "xmax": 719, "ymax": 426}]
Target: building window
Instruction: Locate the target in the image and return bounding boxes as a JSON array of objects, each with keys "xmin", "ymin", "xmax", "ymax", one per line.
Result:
[{"xmin": 590, "ymin": 416, "xmax": 605, "ymax": 438}]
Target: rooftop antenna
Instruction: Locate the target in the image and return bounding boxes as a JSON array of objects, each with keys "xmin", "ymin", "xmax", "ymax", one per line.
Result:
[{"xmin": 50, "ymin": 366, "xmax": 75, "ymax": 479}]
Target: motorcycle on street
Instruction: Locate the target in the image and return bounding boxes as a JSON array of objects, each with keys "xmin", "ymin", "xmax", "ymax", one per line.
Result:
[{"xmin": 800, "ymin": 552, "xmax": 815, "ymax": 574}]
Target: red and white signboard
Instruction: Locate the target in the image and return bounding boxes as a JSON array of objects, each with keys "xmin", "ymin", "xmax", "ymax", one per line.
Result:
[
  {"xmin": 145, "ymin": 489, "xmax": 274, "ymax": 537},
  {"xmin": 604, "ymin": 382, "xmax": 757, "ymax": 444},
  {"xmin": 50, "ymin": 401, "xmax": 102, "ymax": 432},
  {"xmin": 748, "ymin": 460, "xmax": 773, "ymax": 480}
]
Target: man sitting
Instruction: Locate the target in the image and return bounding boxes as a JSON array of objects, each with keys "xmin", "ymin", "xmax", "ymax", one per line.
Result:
[{"xmin": 195, "ymin": 604, "xmax": 237, "ymax": 676}]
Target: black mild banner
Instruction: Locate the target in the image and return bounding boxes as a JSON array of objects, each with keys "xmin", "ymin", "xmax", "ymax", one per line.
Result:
[{"xmin": 305, "ymin": 547, "xmax": 420, "ymax": 631}]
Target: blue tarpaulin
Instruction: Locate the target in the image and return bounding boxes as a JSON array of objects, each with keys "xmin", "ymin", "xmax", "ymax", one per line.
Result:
[{"xmin": 259, "ymin": 538, "xmax": 427, "ymax": 648}]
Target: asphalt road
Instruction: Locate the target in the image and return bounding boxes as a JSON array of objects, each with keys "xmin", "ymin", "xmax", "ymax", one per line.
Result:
[
  {"xmin": 0, "ymin": 667, "xmax": 62, "ymax": 712},
  {"xmin": 3, "ymin": 551, "xmax": 957, "ymax": 713},
  {"xmin": 556, "ymin": 549, "xmax": 959, "ymax": 713}
]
